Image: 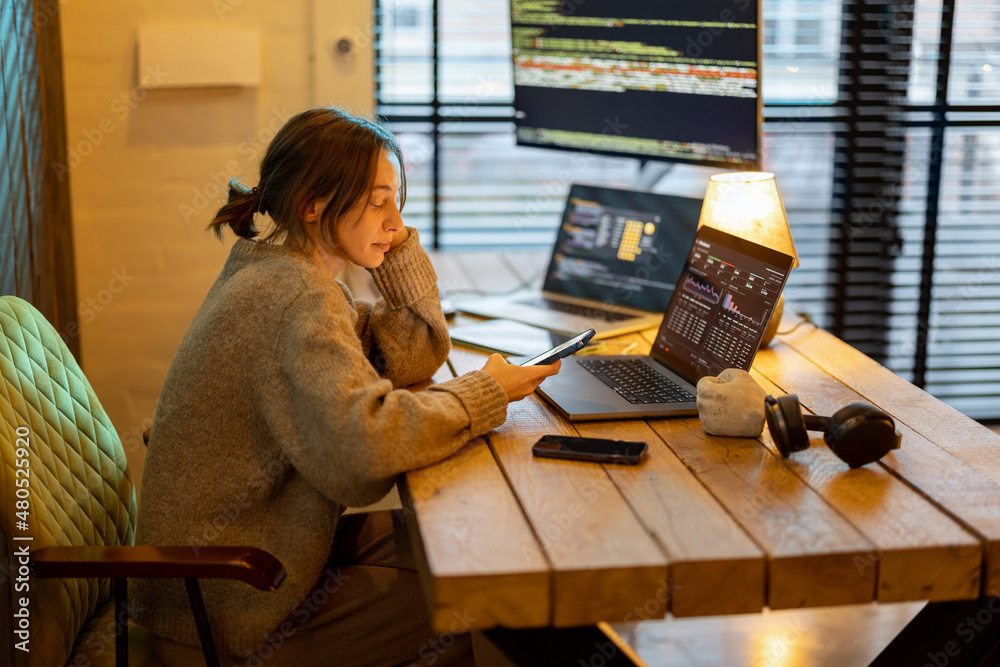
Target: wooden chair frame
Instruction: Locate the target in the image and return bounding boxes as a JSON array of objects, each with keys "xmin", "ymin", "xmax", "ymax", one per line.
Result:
[{"xmin": 30, "ymin": 545, "xmax": 285, "ymax": 667}]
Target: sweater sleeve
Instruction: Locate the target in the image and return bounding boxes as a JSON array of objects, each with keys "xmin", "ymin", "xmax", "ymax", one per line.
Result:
[
  {"xmin": 352, "ymin": 228, "xmax": 451, "ymax": 387},
  {"xmin": 261, "ymin": 285, "xmax": 508, "ymax": 507}
]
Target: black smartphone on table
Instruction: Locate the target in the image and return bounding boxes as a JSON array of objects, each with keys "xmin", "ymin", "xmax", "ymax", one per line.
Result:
[
  {"xmin": 518, "ymin": 328, "xmax": 596, "ymax": 367},
  {"xmin": 531, "ymin": 434, "xmax": 648, "ymax": 464}
]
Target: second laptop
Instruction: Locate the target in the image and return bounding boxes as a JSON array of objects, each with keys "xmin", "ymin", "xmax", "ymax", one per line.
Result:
[{"xmin": 455, "ymin": 183, "xmax": 702, "ymax": 339}]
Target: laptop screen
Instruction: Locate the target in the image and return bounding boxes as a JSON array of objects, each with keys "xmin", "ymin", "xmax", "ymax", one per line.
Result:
[
  {"xmin": 541, "ymin": 184, "xmax": 702, "ymax": 313},
  {"xmin": 651, "ymin": 225, "xmax": 794, "ymax": 382}
]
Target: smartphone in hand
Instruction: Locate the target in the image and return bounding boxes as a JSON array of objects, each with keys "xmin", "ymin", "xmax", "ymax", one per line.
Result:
[
  {"xmin": 531, "ymin": 434, "xmax": 648, "ymax": 464},
  {"xmin": 519, "ymin": 328, "xmax": 596, "ymax": 367}
]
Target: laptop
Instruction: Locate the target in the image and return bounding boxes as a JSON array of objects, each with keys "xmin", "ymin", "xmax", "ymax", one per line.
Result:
[
  {"xmin": 455, "ymin": 184, "xmax": 702, "ymax": 340},
  {"xmin": 530, "ymin": 224, "xmax": 795, "ymax": 421}
]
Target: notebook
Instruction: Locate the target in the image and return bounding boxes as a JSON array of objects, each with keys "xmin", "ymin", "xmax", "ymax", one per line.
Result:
[
  {"xmin": 528, "ymin": 224, "xmax": 795, "ymax": 421},
  {"xmin": 454, "ymin": 183, "xmax": 702, "ymax": 340}
]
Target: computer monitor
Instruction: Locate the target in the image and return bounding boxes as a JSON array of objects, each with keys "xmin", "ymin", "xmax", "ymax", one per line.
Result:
[{"xmin": 510, "ymin": 0, "xmax": 761, "ymax": 169}]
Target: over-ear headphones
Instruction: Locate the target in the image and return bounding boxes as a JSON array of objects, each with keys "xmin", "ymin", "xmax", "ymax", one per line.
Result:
[{"xmin": 764, "ymin": 394, "xmax": 902, "ymax": 468}]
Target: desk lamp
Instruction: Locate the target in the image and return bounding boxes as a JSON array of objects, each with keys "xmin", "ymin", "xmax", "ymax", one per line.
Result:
[{"xmin": 698, "ymin": 172, "xmax": 798, "ymax": 347}]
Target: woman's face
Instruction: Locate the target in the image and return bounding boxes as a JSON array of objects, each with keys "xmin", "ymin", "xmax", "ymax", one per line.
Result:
[{"xmin": 334, "ymin": 149, "xmax": 403, "ymax": 269}]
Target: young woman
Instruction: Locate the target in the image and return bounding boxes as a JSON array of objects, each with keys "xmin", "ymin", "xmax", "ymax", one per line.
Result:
[{"xmin": 132, "ymin": 107, "xmax": 559, "ymax": 666}]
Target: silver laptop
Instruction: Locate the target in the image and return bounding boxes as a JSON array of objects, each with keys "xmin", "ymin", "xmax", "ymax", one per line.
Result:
[
  {"xmin": 531, "ymin": 225, "xmax": 795, "ymax": 421},
  {"xmin": 455, "ymin": 184, "xmax": 702, "ymax": 340}
]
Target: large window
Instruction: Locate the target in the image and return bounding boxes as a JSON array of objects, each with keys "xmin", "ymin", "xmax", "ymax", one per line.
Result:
[{"xmin": 375, "ymin": 0, "xmax": 1000, "ymax": 421}]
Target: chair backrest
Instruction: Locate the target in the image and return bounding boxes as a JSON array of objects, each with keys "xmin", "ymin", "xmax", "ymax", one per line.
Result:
[{"xmin": 0, "ymin": 296, "xmax": 136, "ymax": 667}]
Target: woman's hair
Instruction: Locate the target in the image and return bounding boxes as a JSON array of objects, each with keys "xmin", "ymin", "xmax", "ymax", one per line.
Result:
[{"xmin": 208, "ymin": 107, "xmax": 406, "ymax": 249}]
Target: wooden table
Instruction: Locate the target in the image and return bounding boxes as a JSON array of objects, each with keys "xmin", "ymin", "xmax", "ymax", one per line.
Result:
[{"xmin": 399, "ymin": 315, "xmax": 1000, "ymax": 639}]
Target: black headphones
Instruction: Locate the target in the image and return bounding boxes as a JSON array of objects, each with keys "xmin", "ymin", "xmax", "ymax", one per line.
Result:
[{"xmin": 764, "ymin": 394, "xmax": 901, "ymax": 468}]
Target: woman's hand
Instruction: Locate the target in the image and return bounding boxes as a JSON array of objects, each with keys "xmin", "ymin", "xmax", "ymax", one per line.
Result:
[
  {"xmin": 388, "ymin": 225, "xmax": 410, "ymax": 251},
  {"xmin": 481, "ymin": 353, "xmax": 561, "ymax": 402}
]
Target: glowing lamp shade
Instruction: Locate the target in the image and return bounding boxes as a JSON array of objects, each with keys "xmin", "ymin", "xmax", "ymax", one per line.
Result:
[
  {"xmin": 699, "ymin": 172, "xmax": 798, "ymax": 347},
  {"xmin": 698, "ymin": 172, "xmax": 799, "ymax": 269}
]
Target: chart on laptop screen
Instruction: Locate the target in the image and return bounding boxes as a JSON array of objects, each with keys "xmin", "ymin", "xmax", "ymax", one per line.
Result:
[
  {"xmin": 543, "ymin": 186, "xmax": 703, "ymax": 313},
  {"xmin": 552, "ymin": 198, "xmax": 670, "ymax": 283},
  {"xmin": 656, "ymin": 231, "xmax": 790, "ymax": 378}
]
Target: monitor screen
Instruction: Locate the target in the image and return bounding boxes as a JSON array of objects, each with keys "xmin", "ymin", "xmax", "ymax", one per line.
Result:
[
  {"xmin": 652, "ymin": 225, "xmax": 793, "ymax": 381},
  {"xmin": 543, "ymin": 184, "xmax": 702, "ymax": 313},
  {"xmin": 510, "ymin": 0, "xmax": 761, "ymax": 168}
]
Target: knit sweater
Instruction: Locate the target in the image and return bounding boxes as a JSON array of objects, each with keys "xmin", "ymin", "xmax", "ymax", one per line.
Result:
[{"xmin": 131, "ymin": 229, "xmax": 508, "ymax": 656}]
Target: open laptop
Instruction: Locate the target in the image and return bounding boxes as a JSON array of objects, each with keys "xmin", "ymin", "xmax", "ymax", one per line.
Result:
[
  {"xmin": 455, "ymin": 184, "xmax": 702, "ymax": 340},
  {"xmin": 531, "ymin": 225, "xmax": 795, "ymax": 421}
]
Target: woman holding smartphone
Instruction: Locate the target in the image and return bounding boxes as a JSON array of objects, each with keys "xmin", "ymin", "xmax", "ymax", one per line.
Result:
[{"xmin": 132, "ymin": 107, "xmax": 558, "ymax": 666}]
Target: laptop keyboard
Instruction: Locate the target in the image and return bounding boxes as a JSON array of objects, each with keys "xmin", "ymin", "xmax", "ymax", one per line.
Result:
[
  {"xmin": 517, "ymin": 296, "xmax": 634, "ymax": 322},
  {"xmin": 578, "ymin": 358, "xmax": 696, "ymax": 405}
]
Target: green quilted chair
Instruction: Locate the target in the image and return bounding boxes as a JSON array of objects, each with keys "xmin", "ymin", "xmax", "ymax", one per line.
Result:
[{"xmin": 0, "ymin": 296, "xmax": 284, "ymax": 667}]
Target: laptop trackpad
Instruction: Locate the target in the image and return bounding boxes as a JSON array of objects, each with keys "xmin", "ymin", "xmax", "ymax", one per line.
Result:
[{"xmin": 536, "ymin": 359, "xmax": 626, "ymax": 410}]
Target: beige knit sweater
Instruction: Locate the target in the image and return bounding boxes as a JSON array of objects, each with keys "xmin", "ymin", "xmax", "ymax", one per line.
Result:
[{"xmin": 131, "ymin": 229, "xmax": 508, "ymax": 656}]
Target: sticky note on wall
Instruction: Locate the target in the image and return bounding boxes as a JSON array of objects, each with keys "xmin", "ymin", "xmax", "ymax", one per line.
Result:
[{"xmin": 137, "ymin": 26, "xmax": 262, "ymax": 89}]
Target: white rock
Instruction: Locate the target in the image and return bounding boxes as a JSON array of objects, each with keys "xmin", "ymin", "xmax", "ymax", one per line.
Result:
[{"xmin": 696, "ymin": 368, "xmax": 768, "ymax": 437}]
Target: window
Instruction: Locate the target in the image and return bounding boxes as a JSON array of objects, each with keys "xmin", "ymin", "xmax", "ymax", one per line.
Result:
[
  {"xmin": 794, "ymin": 20, "xmax": 822, "ymax": 46},
  {"xmin": 375, "ymin": 0, "xmax": 1000, "ymax": 421}
]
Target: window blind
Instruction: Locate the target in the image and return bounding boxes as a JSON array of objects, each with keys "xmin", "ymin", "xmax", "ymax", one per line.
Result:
[{"xmin": 374, "ymin": 0, "xmax": 1000, "ymax": 421}]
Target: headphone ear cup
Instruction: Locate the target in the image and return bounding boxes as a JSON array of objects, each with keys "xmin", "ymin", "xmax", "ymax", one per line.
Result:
[
  {"xmin": 765, "ymin": 394, "xmax": 810, "ymax": 457},
  {"xmin": 825, "ymin": 403, "xmax": 898, "ymax": 468}
]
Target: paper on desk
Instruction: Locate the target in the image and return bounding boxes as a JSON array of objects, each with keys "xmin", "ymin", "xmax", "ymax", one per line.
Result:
[{"xmin": 448, "ymin": 319, "xmax": 567, "ymax": 356}]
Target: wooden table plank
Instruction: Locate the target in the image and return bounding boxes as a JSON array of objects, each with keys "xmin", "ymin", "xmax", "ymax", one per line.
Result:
[
  {"xmin": 401, "ymin": 353, "xmax": 551, "ymax": 632},
  {"xmin": 750, "ymin": 347, "xmax": 982, "ymax": 603},
  {"xmin": 400, "ymin": 438, "xmax": 551, "ymax": 632},
  {"xmin": 490, "ymin": 395, "xmax": 668, "ymax": 627},
  {"xmin": 444, "ymin": 348, "xmax": 669, "ymax": 626},
  {"xmin": 575, "ymin": 418, "xmax": 766, "ymax": 618},
  {"xmin": 646, "ymin": 418, "xmax": 878, "ymax": 609},
  {"xmin": 774, "ymin": 319, "xmax": 1000, "ymax": 595},
  {"xmin": 776, "ymin": 319, "xmax": 1000, "ymax": 487}
]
